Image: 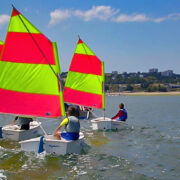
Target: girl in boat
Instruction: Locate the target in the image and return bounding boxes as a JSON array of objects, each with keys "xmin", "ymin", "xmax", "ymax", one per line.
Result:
[
  {"xmin": 53, "ymin": 106, "xmax": 80, "ymax": 140},
  {"xmin": 10, "ymin": 116, "xmax": 33, "ymax": 130},
  {"xmin": 112, "ymin": 103, "xmax": 128, "ymax": 121}
]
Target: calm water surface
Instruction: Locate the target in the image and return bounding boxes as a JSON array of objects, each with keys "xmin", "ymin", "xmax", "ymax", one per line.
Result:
[{"xmin": 0, "ymin": 96, "xmax": 180, "ymax": 180}]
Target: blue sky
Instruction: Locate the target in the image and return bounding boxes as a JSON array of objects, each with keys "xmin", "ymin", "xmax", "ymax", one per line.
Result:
[{"xmin": 0, "ymin": 0, "xmax": 180, "ymax": 73}]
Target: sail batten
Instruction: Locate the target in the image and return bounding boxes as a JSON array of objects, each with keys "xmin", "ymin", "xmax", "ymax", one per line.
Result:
[
  {"xmin": 64, "ymin": 38, "xmax": 105, "ymax": 109},
  {"xmin": 0, "ymin": 7, "xmax": 65, "ymax": 118}
]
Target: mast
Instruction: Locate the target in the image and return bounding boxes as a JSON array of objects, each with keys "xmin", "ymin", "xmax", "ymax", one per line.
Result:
[{"xmin": 102, "ymin": 61, "xmax": 105, "ymax": 119}]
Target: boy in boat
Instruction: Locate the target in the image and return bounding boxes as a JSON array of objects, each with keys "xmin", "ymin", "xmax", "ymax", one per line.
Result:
[
  {"xmin": 111, "ymin": 103, "xmax": 128, "ymax": 121},
  {"xmin": 53, "ymin": 106, "xmax": 80, "ymax": 140},
  {"xmin": 10, "ymin": 116, "xmax": 33, "ymax": 130}
]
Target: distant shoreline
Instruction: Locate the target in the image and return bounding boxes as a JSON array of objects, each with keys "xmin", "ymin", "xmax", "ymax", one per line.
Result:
[{"xmin": 106, "ymin": 91, "xmax": 180, "ymax": 96}]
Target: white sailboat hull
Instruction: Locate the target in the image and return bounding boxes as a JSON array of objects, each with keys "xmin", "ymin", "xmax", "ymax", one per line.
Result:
[
  {"xmin": 91, "ymin": 117, "xmax": 112, "ymax": 130},
  {"xmin": 20, "ymin": 132, "xmax": 85, "ymax": 155},
  {"xmin": 2, "ymin": 121, "xmax": 42, "ymax": 141},
  {"xmin": 111, "ymin": 120, "xmax": 127, "ymax": 130},
  {"xmin": 91, "ymin": 117, "xmax": 127, "ymax": 130}
]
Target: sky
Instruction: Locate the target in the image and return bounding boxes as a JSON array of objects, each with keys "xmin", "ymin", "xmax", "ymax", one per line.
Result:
[{"xmin": 0, "ymin": 0, "xmax": 180, "ymax": 73}]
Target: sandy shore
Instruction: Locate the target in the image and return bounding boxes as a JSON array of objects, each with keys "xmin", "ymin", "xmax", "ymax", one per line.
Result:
[{"xmin": 106, "ymin": 91, "xmax": 180, "ymax": 96}]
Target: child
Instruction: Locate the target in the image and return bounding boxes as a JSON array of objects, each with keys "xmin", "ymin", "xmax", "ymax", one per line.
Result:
[{"xmin": 112, "ymin": 103, "xmax": 128, "ymax": 121}]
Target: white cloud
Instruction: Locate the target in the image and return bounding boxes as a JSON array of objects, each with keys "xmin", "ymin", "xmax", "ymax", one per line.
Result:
[
  {"xmin": 74, "ymin": 6, "xmax": 119, "ymax": 21},
  {"xmin": 153, "ymin": 17, "xmax": 166, "ymax": 23},
  {"xmin": 49, "ymin": 6, "xmax": 180, "ymax": 25},
  {"xmin": 113, "ymin": 14, "xmax": 149, "ymax": 22},
  {"xmin": 49, "ymin": 9, "xmax": 71, "ymax": 25},
  {"xmin": 0, "ymin": 14, "xmax": 10, "ymax": 26},
  {"xmin": 49, "ymin": 6, "xmax": 119, "ymax": 24},
  {"xmin": 167, "ymin": 13, "xmax": 180, "ymax": 20},
  {"xmin": 113, "ymin": 13, "xmax": 180, "ymax": 23},
  {"xmin": 153, "ymin": 13, "xmax": 180, "ymax": 23}
]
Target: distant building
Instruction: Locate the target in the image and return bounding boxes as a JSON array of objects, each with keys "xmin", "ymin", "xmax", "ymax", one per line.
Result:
[
  {"xmin": 112, "ymin": 71, "xmax": 118, "ymax": 75},
  {"xmin": 105, "ymin": 73, "xmax": 112, "ymax": 77},
  {"xmin": 129, "ymin": 72, "xmax": 137, "ymax": 77},
  {"xmin": 139, "ymin": 74, "xmax": 144, "ymax": 78},
  {"xmin": 119, "ymin": 84, "xmax": 127, "ymax": 91},
  {"xmin": 122, "ymin": 72, "xmax": 127, "ymax": 78},
  {"xmin": 161, "ymin": 70, "xmax": 173, "ymax": 77},
  {"xmin": 149, "ymin": 68, "xmax": 158, "ymax": 73},
  {"xmin": 168, "ymin": 84, "xmax": 180, "ymax": 88},
  {"xmin": 112, "ymin": 71, "xmax": 118, "ymax": 80}
]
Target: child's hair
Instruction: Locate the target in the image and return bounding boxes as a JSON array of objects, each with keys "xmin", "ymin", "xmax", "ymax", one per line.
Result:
[
  {"xmin": 67, "ymin": 106, "xmax": 79, "ymax": 117},
  {"xmin": 119, "ymin": 103, "xmax": 124, "ymax": 109}
]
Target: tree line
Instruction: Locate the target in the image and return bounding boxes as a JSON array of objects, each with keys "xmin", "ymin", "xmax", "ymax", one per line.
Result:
[{"xmin": 105, "ymin": 73, "xmax": 180, "ymax": 92}]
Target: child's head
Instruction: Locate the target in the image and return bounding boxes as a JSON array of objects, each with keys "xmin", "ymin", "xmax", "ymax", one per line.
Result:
[
  {"xmin": 67, "ymin": 106, "xmax": 79, "ymax": 117},
  {"xmin": 67, "ymin": 106, "xmax": 76, "ymax": 116},
  {"xmin": 119, "ymin": 103, "xmax": 124, "ymax": 109}
]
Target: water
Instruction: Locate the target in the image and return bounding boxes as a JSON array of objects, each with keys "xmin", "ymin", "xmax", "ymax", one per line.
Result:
[{"xmin": 0, "ymin": 96, "xmax": 180, "ymax": 180}]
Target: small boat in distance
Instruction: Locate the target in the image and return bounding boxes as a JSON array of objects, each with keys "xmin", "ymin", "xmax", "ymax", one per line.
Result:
[{"xmin": 62, "ymin": 38, "xmax": 120, "ymax": 129}]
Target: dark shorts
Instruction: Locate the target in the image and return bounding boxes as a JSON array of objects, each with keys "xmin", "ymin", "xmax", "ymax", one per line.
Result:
[
  {"xmin": 116, "ymin": 118, "xmax": 126, "ymax": 122},
  {"xmin": 61, "ymin": 132, "xmax": 79, "ymax": 141},
  {"xmin": 20, "ymin": 124, "xmax": 30, "ymax": 130}
]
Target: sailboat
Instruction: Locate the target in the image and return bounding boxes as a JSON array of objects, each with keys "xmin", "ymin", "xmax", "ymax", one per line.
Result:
[
  {"xmin": 63, "ymin": 38, "xmax": 112, "ymax": 129},
  {"xmin": 0, "ymin": 6, "xmax": 85, "ymax": 154},
  {"xmin": 0, "ymin": 13, "xmax": 43, "ymax": 140},
  {"xmin": 63, "ymin": 38, "xmax": 125, "ymax": 130}
]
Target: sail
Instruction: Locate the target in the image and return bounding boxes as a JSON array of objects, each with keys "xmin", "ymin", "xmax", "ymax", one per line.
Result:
[
  {"xmin": 0, "ymin": 39, "xmax": 3, "ymax": 55},
  {"xmin": 64, "ymin": 38, "xmax": 105, "ymax": 109},
  {"xmin": 0, "ymin": 8, "xmax": 65, "ymax": 118}
]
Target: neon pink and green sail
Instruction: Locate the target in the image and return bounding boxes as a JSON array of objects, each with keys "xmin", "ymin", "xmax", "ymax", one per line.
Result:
[
  {"xmin": 0, "ymin": 8, "xmax": 65, "ymax": 118},
  {"xmin": 64, "ymin": 38, "xmax": 105, "ymax": 109},
  {"xmin": 0, "ymin": 39, "xmax": 3, "ymax": 55}
]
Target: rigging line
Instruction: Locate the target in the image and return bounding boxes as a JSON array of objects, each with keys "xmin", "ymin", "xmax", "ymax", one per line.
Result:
[{"xmin": 11, "ymin": 5, "xmax": 61, "ymax": 83}]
